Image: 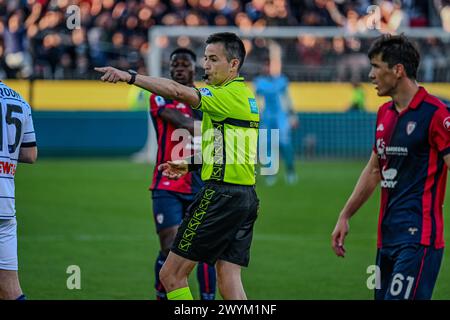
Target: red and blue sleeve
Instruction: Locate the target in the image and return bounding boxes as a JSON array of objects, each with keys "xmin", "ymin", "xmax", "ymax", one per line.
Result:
[{"xmin": 429, "ymin": 107, "xmax": 450, "ymax": 156}]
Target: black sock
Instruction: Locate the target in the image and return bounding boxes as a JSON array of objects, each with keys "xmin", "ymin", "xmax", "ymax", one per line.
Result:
[{"xmin": 154, "ymin": 251, "xmax": 167, "ymax": 300}]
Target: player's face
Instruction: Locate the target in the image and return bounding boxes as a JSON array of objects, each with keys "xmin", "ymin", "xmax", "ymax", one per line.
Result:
[
  {"xmin": 170, "ymin": 54, "xmax": 195, "ymax": 86},
  {"xmin": 203, "ymin": 42, "xmax": 239, "ymax": 86},
  {"xmin": 369, "ymin": 53, "xmax": 400, "ymax": 97}
]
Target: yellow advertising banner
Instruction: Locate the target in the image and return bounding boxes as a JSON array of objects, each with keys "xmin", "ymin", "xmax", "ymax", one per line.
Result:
[{"xmin": 4, "ymin": 80, "xmax": 450, "ymax": 112}]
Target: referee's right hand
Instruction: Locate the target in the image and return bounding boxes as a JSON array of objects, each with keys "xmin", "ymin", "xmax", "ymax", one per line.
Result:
[{"xmin": 94, "ymin": 66, "xmax": 131, "ymax": 83}]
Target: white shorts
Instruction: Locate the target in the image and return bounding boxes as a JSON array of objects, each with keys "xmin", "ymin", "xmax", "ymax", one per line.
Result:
[{"xmin": 0, "ymin": 218, "xmax": 18, "ymax": 271}]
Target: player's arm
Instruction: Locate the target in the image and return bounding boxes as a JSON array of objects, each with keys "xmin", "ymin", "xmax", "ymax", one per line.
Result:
[
  {"xmin": 19, "ymin": 108, "xmax": 37, "ymax": 164},
  {"xmin": 331, "ymin": 151, "xmax": 380, "ymax": 257},
  {"xmin": 94, "ymin": 67, "xmax": 200, "ymax": 108},
  {"xmin": 159, "ymin": 108, "xmax": 199, "ymax": 136},
  {"xmin": 281, "ymin": 90, "xmax": 294, "ymax": 113},
  {"xmin": 18, "ymin": 146, "xmax": 37, "ymax": 164},
  {"xmin": 325, "ymin": 0, "xmax": 346, "ymax": 26},
  {"xmin": 429, "ymin": 107, "xmax": 450, "ymax": 168},
  {"xmin": 281, "ymin": 89, "xmax": 298, "ymax": 129}
]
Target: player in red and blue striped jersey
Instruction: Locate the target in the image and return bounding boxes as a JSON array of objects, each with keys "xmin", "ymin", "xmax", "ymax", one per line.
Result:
[
  {"xmin": 149, "ymin": 48, "xmax": 216, "ymax": 300},
  {"xmin": 332, "ymin": 34, "xmax": 450, "ymax": 300}
]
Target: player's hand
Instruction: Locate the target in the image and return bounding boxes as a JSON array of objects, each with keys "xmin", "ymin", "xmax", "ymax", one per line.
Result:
[
  {"xmin": 331, "ymin": 217, "xmax": 349, "ymax": 257},
  {"xmin": 94, "ymin": 66, "xmax": 131, "ymax": 83},
  {"xmin": 158, "ymin": 160, "xmax": 188, "ymax": 180}
]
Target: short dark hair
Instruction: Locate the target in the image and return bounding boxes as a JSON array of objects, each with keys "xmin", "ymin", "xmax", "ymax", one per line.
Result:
[
  {"xmin": 170, "ymin": 48, "xmax": 196, "ymax": 62},
  {"xmin": 368, "ymin": 34, "xmax": 420, "ymax": 79},
  {"xmin": 206, "ymin": 32, "xmax": 246, "ymax": 70}
]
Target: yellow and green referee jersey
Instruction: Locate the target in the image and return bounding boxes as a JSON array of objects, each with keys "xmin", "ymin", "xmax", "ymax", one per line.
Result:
[{"xmin": 194, "ymin": 77, "xmax": 259, "ymax": 186}]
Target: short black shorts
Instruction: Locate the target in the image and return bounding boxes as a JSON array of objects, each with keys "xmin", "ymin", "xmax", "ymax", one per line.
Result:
[{"xmin": 171, "ymin": 181, "xmax": 259, "ymax": 267}]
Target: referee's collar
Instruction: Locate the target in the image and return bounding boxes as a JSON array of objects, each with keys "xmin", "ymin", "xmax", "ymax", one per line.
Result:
[{"xmin": 223, "ymin": 76, "xmax": 244, "ymax": 87}]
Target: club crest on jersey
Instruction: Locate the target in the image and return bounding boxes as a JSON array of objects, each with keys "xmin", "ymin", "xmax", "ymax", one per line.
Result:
[
  {"xmin": 199, "ymin": 88, "xmax": 213, "ymax": 97},
  {"xmin": 156, "ymin": 214, "xmax": 164, "ymax": 224},
  {"xmin": 155, "ymin": 96, "xmax": 166, "ymax": 107},
  {"xmin": 443, "ymin": 116, "xmax": 450, "ymax": 131},
  {"xmin": 406, "ymin": 121, "xmax": 416, "ymax": 135}
]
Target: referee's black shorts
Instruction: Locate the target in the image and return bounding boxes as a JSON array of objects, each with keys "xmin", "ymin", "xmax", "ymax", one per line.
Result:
[{"xmin": 171, "ymin": 181, "xmax": 260, "ymax": 267}]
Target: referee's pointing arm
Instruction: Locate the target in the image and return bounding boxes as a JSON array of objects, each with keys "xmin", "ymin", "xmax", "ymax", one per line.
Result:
[{"xmin": 94, "ymin": 66, "xmax": 201, "ymax": 108}]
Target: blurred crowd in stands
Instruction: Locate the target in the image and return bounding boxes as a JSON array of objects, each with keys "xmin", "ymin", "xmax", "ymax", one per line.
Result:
[{"xmin": 1, "ymin": 0, "xmax": 450, "ymax": 81}]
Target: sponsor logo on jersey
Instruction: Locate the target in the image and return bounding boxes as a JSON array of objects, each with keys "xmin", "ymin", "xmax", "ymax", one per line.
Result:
[
  {"xmin": 381, "ymin": 166, "xmax": 398, "ymax": 189},
  {"xmin": 0, "ymin": 86, "xmax": 21, "ymax": 99},
  {"xmin": 199, "ymin": 88, "xmax": 213, "ymax": 97},
  {"xmin": 377, "ymin": 138, "xmax": 408, "ymax": 157},
  {"xmin": 377, "ymin": 123, "xmax": 384, "ymax": 132},
  {"xmin": 0, "ymin": 161, "xmax": 17, "ymax": 176},
  {"xmin": 386, "ymin": 146, "xmax": 408, "ymax": 156},
  {"xmin": 443, "ymin": 116, "xmax": 450, "ymax": 131},
  {"xmin": 408, "ymin": 227, "xmax": 418, "ymax": 235},
  {"xmin": 406, "ymin": 121, "xmax": 416, "ymax": 135},
  {"xmin": 376, "ymin": 138, "xmax": 386, "ymax": 159}
]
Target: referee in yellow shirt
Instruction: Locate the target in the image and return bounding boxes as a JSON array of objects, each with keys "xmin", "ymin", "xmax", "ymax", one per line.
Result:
[{"xmin": 96, "ymin": 32, "xmax": 260, "ymax": 300}]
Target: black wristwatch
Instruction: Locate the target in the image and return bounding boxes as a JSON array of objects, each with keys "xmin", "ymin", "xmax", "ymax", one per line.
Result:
[{"xmin": 127, "ymin": 69, "xmax": 137, "ymax": 85}]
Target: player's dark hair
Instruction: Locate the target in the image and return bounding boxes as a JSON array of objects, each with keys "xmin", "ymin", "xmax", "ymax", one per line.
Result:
[
  {"xmin": 170, "ymin": 48, "xmax": 196, "ymax": 62},
  {"xmin": 368, "ymin": 34, "xmax": 420, "ymax": 79},
  {"xmin": 206, "ymin": 32, "xmax": 246, "ymax": 70}
]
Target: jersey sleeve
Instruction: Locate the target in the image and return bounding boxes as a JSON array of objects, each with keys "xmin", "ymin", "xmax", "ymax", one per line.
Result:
[
  {"xmin": 21, "ymin": 103, "xmax": 36, "ymax": 148},
  {"xmin": 149, "ymin": 94, "xmax": 176, "ymax": 118},
  {"xmin": 372, "ymin": 107, "xmax": 382, "ymax": 154},
  {"xmin": 429, "ymin": 107, "xmax": 450, "ymax": 156},
  {"xmin": 193, "ymin": 86, "xmax": 229, "ymax": 117}
]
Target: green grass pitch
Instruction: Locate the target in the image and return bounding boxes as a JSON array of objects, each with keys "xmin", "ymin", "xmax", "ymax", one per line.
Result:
[{"xmin": 14, "ymin": 159, "xmax": 450, "ymax": 299}]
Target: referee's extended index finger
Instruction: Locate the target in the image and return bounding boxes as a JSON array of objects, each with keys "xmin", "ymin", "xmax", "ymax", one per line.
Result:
[{"xmin": 94, "ymin": 67, "xmax": 107, "ymax": 73}]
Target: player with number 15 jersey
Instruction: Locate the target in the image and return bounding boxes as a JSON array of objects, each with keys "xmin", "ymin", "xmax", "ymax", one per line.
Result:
[{"xmin": 0, "ymin": 80, "xmax": 37, "ymax": 300}]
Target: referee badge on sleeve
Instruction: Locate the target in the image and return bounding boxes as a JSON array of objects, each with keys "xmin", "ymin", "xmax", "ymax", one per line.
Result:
[
  {"xmin": 155, "ymin": 96, "xmax": 166, "ymax": 106},
  {"xmin": 199, "ymin": 88, "xmax": 213, "ymax": 97},
  {"xmin": 248, "ymin": 98, "xmax": 259, "ymax": 114}
]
